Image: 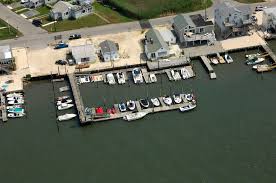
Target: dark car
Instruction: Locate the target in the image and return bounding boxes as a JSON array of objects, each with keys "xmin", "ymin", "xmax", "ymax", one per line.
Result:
[
  {"xmin": 55, "ymin": 60, "xmax": 67, "ymax": 65},
  {"xmin": 69, "ymin": 34, "xmax": 81, "ymax": 40},
  {"xmin": 32, "ymin": 19, "xmax": 42, "ymax": 27}
]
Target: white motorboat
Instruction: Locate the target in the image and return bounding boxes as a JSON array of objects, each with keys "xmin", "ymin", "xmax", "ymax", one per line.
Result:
[
  {"xmin": 6, "ymin": 93, "xmax": 23, "ymax": 98},
  {"xmin": 6, "ymin": 105, "xmax": 22, "ymax": 110},
  {"xmin": 57, "ymin": 103, "xmax": 74, "ymax": 111},
  {"xmin": 79, "ymin": 75, "xmax": 90, "ymax": 84},
  {"xmin": 151, "ymin": 98, "xmax": 160, "ymax": 107},
  {"xmin": 149, "ymin": 74, "xmax": 157, "ymax": 83},
  {"xmin": 132, "ymin": 68, "xmax": 143, "ymax": 84},
  {"xmin": 57, "ymin": 95, "xmax": 70, "ymax": 101},
  {"xmin": 184, "ymin": 93, "xmax": 194, "ymax": 102},
  {"xmin": 179, "ymin": 103, "xmax": 197, "ymax": 112},
  {"xmin": 180, "ymin": 68, "xmax": 190, "ymax": 79},
  {"xmin": 246, "ymin": 57, "xmax": 265, "ymax": 65},
  {"xmin": 210, "ymin": 57, "xmax": 219, "ymax": 65},
  {"xmin": 126, "ymin": 100, "xmax": 136, "ymax": 111},
  {"xmin": 8, "ymin": 107, "xmax": 24, "ymax": 114},
  {"xmin": 123, "ymin": 111, "xmax": 149, "ymax": 121},
  {"xmin": 8, "ymin": 99, "xmax": 24, "ymax": 105},
  {"xmin": 8, "ymin": 112, "xmax": 25, "ymax": 118},
  {"xmin": 57, "ymin": 99, "xmax": 73, "ymax": 106},
  {"xmin": 246, "ymin": 53, "xmax": 261, "ymax": 59},
  {"xmin": 224, "ymin": 54, "xmax": 233, "ymax": 64},
  {"xmin": 59, "ymin": 86, "xmax": 70, "ymax": 92},
  {"xmin": 171, "ymin": 70, "xmax": 181, "ymax": 81},
  {"xmin": 140, "ymin": 99, "xmax": 150, "ymax": 108},
  {"xmin": 116, "ymin": 72, "xmax": 126, "ymax": 84},
  {"xmin": 163, "ymin": 96, "xmax": 172, "ymax": 106},
  {"xmin": 118, "ymin": 103, "xmax": 127, "ymax": 112},
  {"xmin": 7, "ymin": 96, "xmax": 23, "ymax": 101},
  {"xmin": 252, "ymin": 64, "xmax": 269, "ymax": 70},
  {"xmin": 173, "ymin": 94, "xmax": 182, "ymax": 104},
  {"xmin": 57, "ymin": 113, "xmax": 77, "ymax": 121},
  {"xmin": 106, "ymin": 73, "xmax": 116, "ymax": 85}
]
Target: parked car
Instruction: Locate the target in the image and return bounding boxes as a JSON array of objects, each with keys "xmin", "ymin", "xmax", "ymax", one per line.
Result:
[
  {"xmin": 255, "ymin": 5, "xmax": 267, "ymax": 11},
  {"xmin": 55, "ymin": 60, "xmax": 67, "ymax": 65},
  {"xmin": 67, "ymin": 58, "xmax": 75, "ymax": 66},
  {"xmin": 32, "ymin": 19, "xmax": 42, "ymax": 27},
  {"xmin": 69, "ymin": 34, "xmax": 81, "ymax": 40},
  {"xmin": 54, "ymin": 42, "xmax": 68, "ymax": 49}
]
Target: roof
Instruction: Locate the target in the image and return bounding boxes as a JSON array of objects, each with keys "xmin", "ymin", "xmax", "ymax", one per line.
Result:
[
  {"xmin": 173, "ymin": 14, "xmax": 189, "ymax": 31},
  {"xmin": 52, "ymin": 1, "xmax": 75, "ymax": 14},
  {"xmin": 173, "ymin": 14, "xmax": 213, "ymax": 30},
  {"xmin": 71, "ymin": 44, "xmax": 95, "ymax": 59},
  {"xmin": 264, "ymin": 7, "xmax": 276, "ymax": 16},
  {"xmin": 159, "ymin": 28, "xmax": 176, "ymax": 42},
  {"xmin": 215, "ymin": 1, "xmax": 252, "ymax": 17},
  {"xmin": 0, "ymin": 45, "xmax": 12, "ymax": 60},
  {"xmin": 190, "ymin": 14, "xmax": 213, "ymax": 27},
  {"xmin": 99, "ymin": 40, "xmax": 118, "ymax": 54},
  {"xmin": 145, "ymin": 29, "xmax": 169, "ymax": 53}
]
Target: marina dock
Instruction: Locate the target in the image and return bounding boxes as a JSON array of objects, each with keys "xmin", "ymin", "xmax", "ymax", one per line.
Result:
[
  {"xmin": 0, "ymin": 93, "xmax": 7, "ymax": 122},
  {"xmin": 261, "ymin": 44, "xmax": 276, "ymax": 63},
  {"xmin": 200, "ymin": 56, "xmax": 217, "ymax": 79}
]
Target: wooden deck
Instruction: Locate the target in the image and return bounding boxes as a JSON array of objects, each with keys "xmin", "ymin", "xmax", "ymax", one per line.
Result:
[
  {"xmin": 261, "ymin": 44, "xmax": 276, "ymax": 63},
  {"xmin": 200, "ymin": 56, "xmax": 216, "ymax": 79},
  {"xmin": 0, "ymin": 93, "xmax": 7, "ymax": 122}
]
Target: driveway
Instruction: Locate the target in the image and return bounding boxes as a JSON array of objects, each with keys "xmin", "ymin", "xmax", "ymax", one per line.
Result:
[{"xmin": 0, "ymin": 3, "xmax": 47, "ymax": 36}]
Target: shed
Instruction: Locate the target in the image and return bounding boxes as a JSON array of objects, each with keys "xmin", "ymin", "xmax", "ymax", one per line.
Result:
[
  {"xmin": 159, "ymin": 28, "xmax": 176, "ymax": 45},
  {"xmin": 70, "ymin": 44, "xmax": 96, "ymax": 64},
  {"xmin": 99, "ymin": 40, "xmax": 119, "ymax": 62},
  {"xmin": 0, "ymin": 45, "xmax": 13, "ymax": 65}
]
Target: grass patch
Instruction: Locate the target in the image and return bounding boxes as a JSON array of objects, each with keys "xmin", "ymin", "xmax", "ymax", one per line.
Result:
[
  {"xmin": 234, "ymin": 0, "xmax": 265, "ymax": 3},
  {"xmin": 42, "ymin": 14, "xmax": 107, "ymax": 32},
  {"xmin": 36, "ymin": 6, "xmax": 51, "ymax": 15},
  {"xmin": 94, "ymin": 2, "xmax": 134, "ymax": 23},
  {"xmin": 0, "ymin": 18, "xmax": 22, "ymax": 40},
  {"xmin": 107, "ymin": 0, "xmax": 212, "ymax": 19}
]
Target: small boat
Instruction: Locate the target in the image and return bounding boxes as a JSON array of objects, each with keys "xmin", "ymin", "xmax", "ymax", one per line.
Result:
[
  {"xmin": 224, "ymin": 54, "xmax": 233, "ymax": 64},
  {"xmin": 163, "ymin": 96, "xmax": 172, "ymax": 106},
  {"xmin": 57, "ymin": 99, "xmax": 73, "ymax": 106},
  {"xmin": 246, "ymin": 57, "xmax": 265, "ymax": 65},
  {"xmin": 6, "ymin": 93, "xmax": 23, "ymax": 98},
  {"xmin": 126, "ymin": 100, "xmax": 136, "ymax": 111},
  {"xmin": 8, "ymin": 112, "xmax": 25, "ymax": 118},
  {"xmin": 57, "ymin": 103, "xmax": 74, "ymax": 111},
  {"xmin": 149, "ymin": 74, "xmax": 157, "ymax": 83},
  {"xmin": 139, "ymin": 99, "xmax": 150, "ymax": 108},
  {"xmin": 253, "ymin": 64, "xmax": 269, "ymax": 70},
  {"xmin": 132, "ymin": 68, "xmax": 143, "ymax": 84},
  {"xmin": 245, "ymin": 53, "xmax": 261, "ymax": 59},
  {"xmin": 8, "ymin": 107, "xmax": 24, "ymax": 114},
  {"xmin": 106, "ymin": 73, "xmax": 116, "ymax": 85},
  {"xmin": 173, "ymin": 94, "xmax": 182, "ymax": 104},
  {"xmin": 118, "ymin": 103, "xmax": 127, "ymax": 112},
  {"xmin": 8, "ymin": 99, "xmax": 24, "ymax": 105},
  {"xmin": 179, "ymin": 103, "xmax": 197, "ymax": 112},
  {"xmin": 123, "ymin": 111, "xmax": 149, "ymax": 121},
  {"xmin": 56, "ymin": 95, "xmax": 70, "ymax": 101},
  {"xmin": 59, "ymin": 86, "xmax": 70, "ymax": 92},
  {"xmin": 57, "ymin": 113, "xmax": 77, "ymax": 121},
  {"xmin": 218, "ymin": 55, "xmax": 226, "ymax": 64},
  {"xmin": 78, "ymin": 75, "xmax": 90, "ymax": 84},
  {"xmin": 180, "ymin": 68, "xmax": 190, "ymax": 79},
  {"xmin": 151, "ymin": 98, "xmax": 160, "ymax": 107},
  {"xmin": 210, "ymin": 57, "xmax": 219, "ymax": 65},
  {"xmin": 7, "ymin": 96, "xmax": 23, "ymax": 101},
  {"xmin": 171, "ymin": 70, "xmax": 181, "ymax": 81},
  {"xmin": 6, "ymin": 105, "xmax": 22, "ymax": 109},
  {"xmin": 116, "ymin": 72, "xmax": 126, "ymax": 84},
  {"xmin": 184, "ymin": 93, "xmax": 194, "ymax": 102}
]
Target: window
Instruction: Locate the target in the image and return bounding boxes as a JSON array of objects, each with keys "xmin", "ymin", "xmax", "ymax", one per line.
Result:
[
  {"xmin": 82, "ymin": 10, "xmax": 85, "ymax": 13},
  {"xmin": 65, "ymin": 12, "xmax": 68, "ymax": 15}
]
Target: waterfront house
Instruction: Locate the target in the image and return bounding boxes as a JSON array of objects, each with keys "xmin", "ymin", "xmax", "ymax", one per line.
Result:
[
  {"xmin": 70, "ymin": 44, "xmax": 96, "ymax": 64},
  {"xmin": 99, "ymin": 40, "xmax": 119, "ymax": 62},
  {"xmin": 28, "ymin": 0, "xmax": 57, "ymax": 8},
  {"xmin": 144, "ymin": 29, "xmax": 169, "ymax": 61},
  {"xmin": 172, "ymin": 14, "xmax": 215, "ymax": 46},
  {"xmin": 263, "ymin": 7, "xmax": 276, "ymax": 33},
  {"xmin": 0, "ymin": 45, "xmax": 14, "ymax": 65},
  {"xmin": 214, "ymin": 1, "xmax": 252, "ymax": 39},
  {"xmin": 159, "ymin": 28, "xmax": 176, "ymax": 46},
  {"xmin": 50, "ymin": 0, "xmax": 93, "ymax": 20}
]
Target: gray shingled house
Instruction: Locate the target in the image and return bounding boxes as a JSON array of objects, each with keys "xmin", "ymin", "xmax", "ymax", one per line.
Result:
[
  {"xmin": 214, "ymin": 1, "xmax": 252, "ymax": 39},
  {"xmin": 99, "ymin": 40, "xmax": 119, "ymax": 62},
  {"xmin": 172, "ymin": 14, "xmax": 214, "ymax": 46},
  {"xmin": 70, "ymin": 44, "xmax": 96, "ymax": 64},
  {"xmin": 263, "ymin": 7, "xmax": 276, "ymax": 33},
  {"xmin": 144, "ymin": 29, "xmax": 169, "ymax": 61}
]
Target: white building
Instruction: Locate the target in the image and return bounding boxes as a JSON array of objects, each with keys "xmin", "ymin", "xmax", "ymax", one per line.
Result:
[
  {"xmin": 0, "ymin": 45, "xmax": 13, "ymax": 65},
  {"xmin": 70, "ymin": 44, "xmax": 96, "ymax": 64},
  {"xmin": 159, "ymin": 28, "xmax": 176, "ymax": 46},
  {"xmin": 263, "ymin": 7, "xmax": 276, "ymax": 33},
  {"xmin": 99, "ymin": 40, "xmax": 119, "ymax": 62}
]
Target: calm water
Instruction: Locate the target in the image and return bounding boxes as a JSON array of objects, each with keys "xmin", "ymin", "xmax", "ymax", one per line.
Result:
[{"xmin": 1, "ymin": 43, "xmax": 276, "ymax": 182}]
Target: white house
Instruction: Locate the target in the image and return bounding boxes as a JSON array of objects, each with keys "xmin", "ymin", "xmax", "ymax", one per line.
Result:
[
  {"xmin": 99, "ymin": 40, "xmax": 119, "ymax": 62},
  {"xmin": 263, "ymin": 7, "xmax": 276, "ymax": 33},
  {"xmin": 159, "ymin": 28, "xmax": 176, "ymax": 46},
  {"xmin": 70, "ymin": 44, "xmax": 96, "ymax": 64}
]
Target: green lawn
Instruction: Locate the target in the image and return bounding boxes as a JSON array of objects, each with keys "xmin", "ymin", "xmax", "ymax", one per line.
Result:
[
  {"xmin": 42, "ymin": 14, "xmax": 107, "ymax": 32},
  {"xmin": 234, "ymin": 0, "xmax": 265, "ymax": 3},
  {"xmin": 94, "ymin": 3, "xmax": 134, "ymax": 23},
  {"xmin": 0, "ymin": 18, "xmax": 22, "ymax": 40},
  {"xmin": 36, "ymin": 6, "xmax": 51, "ymax": 15},
  {"xmin": 107, "ymin": 0, "xmax": 212, "ymax": 19}
]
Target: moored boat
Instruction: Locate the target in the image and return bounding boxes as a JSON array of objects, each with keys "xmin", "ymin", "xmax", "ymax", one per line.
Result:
[
  {"xmin": 246, "ymin": 57, "xmax": 265, "ymax": 65},
  {"xmin": 123, "ymin": 111, "xmax": 149, "ymax": 121},
  {"xmin": 139, "ymin": 99, "xmax": 150, "ymax": 108},
  {"xmin": 118, "ymin": 103, "xmax": 127, "ymax": 112},
  {"xmin": 57, "ymin": 113, "xmax": 77, "ymax": 121},
  {"xmin": 245, "ymin": 53, "xmax": 261, "ymax": 59},
  {"xmin": 106, "ymin": 73, "xmax": 116, "ymax": 85},
  {"xmin": 116, "ymin": 72, "xmax": 126, "ymax": 84},
  {"xmin": 8, "ymin": 107, "xmax": 24, "ymax": 114},
  {"xmin": 151, "ymin": 98, "xmax": 160, "ymax": 107},
  {"xmin": 8, "ymin": 99, "xmax": 24, "ymax": 105},
  {"xmin": 173, "ymin": 94, "xmax": 182, "ymax": 104},
  {"xmin": 6, "ymin": 105, "xmax": 22, "ymax": 110},
  {"xmin": 8, "ymin": 112, "xmax": 25, "ymax": 118},
  {"xmin": 6, "ymin": 93, "xmax": 23, "ymax": 98},
  {"xmin": 126, "ymin": 100, "xmax": 136, "ymax": 111},
  {"xmin": 210, "ymin": 57, "xmax": 219, "ymax": 65},
  {"xmin": 149, "ymin": 74, "xmax": 157, "ymax": 83},
  {"xmin": 56, "ymin": 95, "xmax": 70, "ymax": 101},
  {"xmin": 224, "ymin": 54, "xmax": 233, "ymax": 64},
  {"xmin": 163, "ymin": 96, "xmax": 172, "ymax": 106},
  {"xmin": 57, "ymin": 99, "xmax": 73, "ymax": 105},
  {"xmin": 180, "ymin": 68, "xmax": 190, "ymax": 79},
  {"xmin": 57, "ymin": 103, "xmax": 74, "ymax": 111},
  {"xmin": 184, "ymin": 93, "xmax": 194, "ymax": 102},
  {"xmin": 179, "ymin": 103, "xmax": 197, "ymax": 112},
  {"xmin": 7, "ymin": 96, "xmax": 23, "ymax": 101},
  {"xmin": 132, "ymin": 68, "xmax": 143, "ymax": 84}
]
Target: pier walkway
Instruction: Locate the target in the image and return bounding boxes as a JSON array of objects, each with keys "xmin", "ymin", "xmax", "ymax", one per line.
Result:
[
  {"xmin": 0, "ymin": 93, "xmax": 7, "ymax": 122},
  {"xmin": 200, "ymin": 56, "xmax": 216, "ymax": 79},
  {"xmin": 261, "ymin": 44, "xmax": 276, "ymax": 63}
]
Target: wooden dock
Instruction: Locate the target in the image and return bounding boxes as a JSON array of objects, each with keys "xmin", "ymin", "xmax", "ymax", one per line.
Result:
[
  {"xmin": 0, "ymin": 92, "xmax": 7, "ymax": 122},
  {"xmin": 261, "ymin": 44, "xmax": 276, "ymax": 63},
  {"xmin": 68, "ymin": 74, "xmax": 88, "ymax": 124},
  {"xmin": 200, "ymin": 56, "xmax": 217, "ymax": 79}
]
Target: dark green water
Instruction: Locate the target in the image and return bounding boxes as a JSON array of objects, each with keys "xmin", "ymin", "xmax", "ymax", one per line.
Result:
[{"xmin": 1, "ymin": 43, "xmax": 276, "ymax": 182}]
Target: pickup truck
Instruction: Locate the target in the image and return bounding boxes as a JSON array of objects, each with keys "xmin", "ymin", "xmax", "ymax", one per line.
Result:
[
  {"xmin": 69, "ymin": 34, "xmax": 81, "ymax": 40},
  {"xmin": 54, "ymin": 42, "xmax": 68, "ymax": 49}
]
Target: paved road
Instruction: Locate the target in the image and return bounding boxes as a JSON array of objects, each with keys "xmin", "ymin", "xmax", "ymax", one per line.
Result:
[
  {"xmin": 1, "ymin": 0, "xmax": 276, "ymax": 48},
  {"xmin": 0, "ymin": 3, "xmax": 47, "ymax": 35}
]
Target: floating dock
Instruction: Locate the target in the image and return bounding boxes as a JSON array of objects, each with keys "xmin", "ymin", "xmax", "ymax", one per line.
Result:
[
  {"xmin": 0, "ymin": 93, "xmax": 7, "ymax": 122},
  {"xmin": 200, "ymin": 56, "xmax": 217, "ymax": 79}
]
